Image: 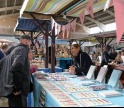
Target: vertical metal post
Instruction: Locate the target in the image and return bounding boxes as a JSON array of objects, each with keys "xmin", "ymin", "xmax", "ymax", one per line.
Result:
[
  {"xmin": 51, "ymin": 26, "xmax": 55, "ymax": 73},
  {"xmin": 45, "ymin": 25, "xmax": 49, "ymax": 68},
  {"xmin": 31, "ymin": 32, "xmax": 34, "ymax": 49}
]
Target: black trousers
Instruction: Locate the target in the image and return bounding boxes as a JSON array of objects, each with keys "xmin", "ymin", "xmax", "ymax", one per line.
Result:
[{"xmin": 7, "ymin": 93, "xmax": 27, "ymax": 107}]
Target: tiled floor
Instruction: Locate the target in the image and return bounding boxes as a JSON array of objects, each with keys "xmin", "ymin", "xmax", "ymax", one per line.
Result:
[{"xmin": 0, "ymin": 97, "xmax": 8, "ymax": 107}]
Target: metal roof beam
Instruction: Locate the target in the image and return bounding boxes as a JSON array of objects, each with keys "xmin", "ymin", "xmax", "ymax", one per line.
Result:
[
  {"xmin": 85, "ymin": 16, "xmax": 114, "ymax": 26},
  {"xmin": 0, "ymin": 13, "xmax": 19, "ymax": 19},
  {"xmin": 63, "ymin": 17, "xmax": 90, "ymax": 34},
  {"xmin": 105, "ymin": 10, "xmax": 115, "ymax": 17},
  {"xmin": 85, "ymin": 16, "xmax": 106, "ymax": 32},
  {"xmin": 0, "ymin": 5, "xmax": 21, "ymax": 12},
  {"xmin": 5, "ymin": 0, "xmax": 7, "ymax": 14},
  {"xmin": 86, "ymin": 19, "xmax": 115, "ymax": 28},
  {"xmin": 13, "ymin": 0, "xmax": 17, "ymax": 13}
]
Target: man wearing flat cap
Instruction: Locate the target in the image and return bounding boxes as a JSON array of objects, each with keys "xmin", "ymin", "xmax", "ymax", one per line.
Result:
[{"xmin": 0, "ymin": 35, "xmax": 31, "ymax": 107}]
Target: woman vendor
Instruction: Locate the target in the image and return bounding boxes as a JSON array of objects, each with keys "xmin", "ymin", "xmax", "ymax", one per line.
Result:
[{"xmin": 69, "ymin": 44, "xmax": 93, "ymax": 76}]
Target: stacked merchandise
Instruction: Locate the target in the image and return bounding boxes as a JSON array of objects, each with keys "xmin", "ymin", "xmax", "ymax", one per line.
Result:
[
  {"xmin": 47, "ymin": 73, "xmax": 67, "ymax": 81},
  {"xmin": 79, "ymin": 98, "xmax": 112, "ymax": 107},
  {"xmin": 56, "ymin": 81, "xmax": 89, "ymax": 93},
  {"xmin": 72, "ymin": 92, "xmax": 99, "ymax": 99},
  {"xmin": 99, "ymin": 90, "xmax": 122, "ymax": 97},
  {"xmin": 37, "ymin": 72, "xmax": 123, "ymax": 107},
  {"xmin": 39, "ymin": 81, "xmax": 82, "ymax": 107}
]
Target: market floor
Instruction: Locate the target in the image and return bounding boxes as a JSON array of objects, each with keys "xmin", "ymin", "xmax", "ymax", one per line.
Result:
[{"xmin": 0, "ymin": 97, "xmax": 8, "ymax": 107}]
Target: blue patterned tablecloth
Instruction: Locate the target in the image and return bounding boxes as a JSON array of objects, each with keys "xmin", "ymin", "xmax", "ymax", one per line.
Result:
[{"xmin": 31, "ymin": 73, "xmax": 124, "ymax": 107}]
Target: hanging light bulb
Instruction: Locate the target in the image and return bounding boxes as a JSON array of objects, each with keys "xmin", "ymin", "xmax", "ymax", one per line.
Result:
[
  {"xmin": 63, "ymin": 15, "xmax": 66, "ymax": 19},
  {"xmin": 63, "ymin": 12, "xmax": 66, "ymax": 19}
]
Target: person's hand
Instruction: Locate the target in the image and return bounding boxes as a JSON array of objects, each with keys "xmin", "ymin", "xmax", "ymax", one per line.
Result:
[
  {"xmin": 33, "ymin": 65, "xmax": 38, "ymax": 71},
  {"xmin": 69, "ymin": 66, "xmax": 76, "ymax": 75},
  {"xmin": 13, "ymin": 91, "xmax": 21, "ymax": 95}
]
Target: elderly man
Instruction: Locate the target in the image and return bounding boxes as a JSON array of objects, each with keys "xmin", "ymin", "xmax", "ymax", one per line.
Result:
[{"xmin": 0, "ymin": 35, "xmax": 31, "ymax": 107}]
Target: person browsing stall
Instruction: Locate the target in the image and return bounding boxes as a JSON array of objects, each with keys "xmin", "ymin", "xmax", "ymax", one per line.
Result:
[
  {"xmin": 101, "ymin": 45, "xmax": 112, "ymax": 83},
  {"xmin": 69, "ymin": 44, "xmax": 93, "ymax": 76},
  {"xmin": 100, "ymin": 45, "xmax": 112, "ymax": 67},
  {"xmin": 0, "ymin": 35, "xmax": 31, "ymax": 107},
  {"xmin": 0, "ymin": 44, "xmax": 8, "ymax": 60},
  {"xmin": 28, "ymin": 49, "xmax": 38, "ymax": 73},
  {"xmin": 115, "ymin": 51, "xmax": 123, "ymax": 64},
  {"xmin": 110, "ymin": 49, "xmax": 117, "ymax": 60}
]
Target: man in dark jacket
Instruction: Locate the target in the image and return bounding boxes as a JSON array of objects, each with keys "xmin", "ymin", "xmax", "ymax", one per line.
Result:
[
  {"xmin": 100, "ymin": 45, "xmax": 111, "ymax": 67},
  {"xmin": 110, "ymin": 49, "xmax": 117, "ymax": 60},
  {"xmin": 0, "ymin": 35, "xmax": 31, "ymax": 107},
  {"xmin": 69, "ymin": 44, "xmax": 93, "ymax": 76},
  {"xmin": 100, "ymin": 45, "xmax": 112, "ymax": 83}
]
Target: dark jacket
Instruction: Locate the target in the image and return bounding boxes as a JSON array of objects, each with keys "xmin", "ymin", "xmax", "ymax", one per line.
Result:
[
  {"xmin": 110, "ymin": 52, "xmax": 117, "ymax": 60},
  {"xmin": 101, "ymin": 51, "xmax": 111, "ymax": 67},
  {"xmin": 0, "ymin": 43, "xmax": 30, "ymax": 96},
  {"xmin": 74, "ymin": 51, "xmax": 93, "ymax": 76}
]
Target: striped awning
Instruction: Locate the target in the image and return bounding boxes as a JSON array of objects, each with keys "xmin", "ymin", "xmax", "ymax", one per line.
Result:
[
  {"xmin": 23, "ymin": 0, "xmax": 73, "ymax": 14},
  {"xmin": 21, "ymin": 0, "xmax": 107, "ymax": 17},
  {"xmin": 66, "ymin": 0, "xmax": 107, "ymax": 17}
]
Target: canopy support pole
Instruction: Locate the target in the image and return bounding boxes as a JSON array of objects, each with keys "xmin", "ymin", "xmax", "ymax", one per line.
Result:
[
  {"xmin": 30, "ymin": 14, "xmax": 50, "ymax": 68},
  {"xmin": 31, "ymin": 32, "xmax": 35, "ymax": 49},
  {"xmin": 45, "ymin": 24, "xmax": 49, "ymax": 68},
  {"xmin": 51, "ymin": 26, "xmax": 56, "ymax": 73}
]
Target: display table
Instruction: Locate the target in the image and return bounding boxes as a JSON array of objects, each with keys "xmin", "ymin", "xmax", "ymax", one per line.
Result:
[
  {"xmin": 57, "ymin": 58, "xmax": 72, "ymax": 69},
  {"xmin": 27, "ymin": 67, "xmax": 62, "ymax": 107},
  {"xmin": 32, "ymin": 72, "xmax": 124, "ymax": 107},
  {"xmin": 32, "ymin": 77, "xmax": 60, "ymax": 107}
]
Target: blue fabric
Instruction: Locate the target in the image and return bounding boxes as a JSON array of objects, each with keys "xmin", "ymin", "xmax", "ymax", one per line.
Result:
[
  {"xmin": 15, "ymin": 18, "xmax": 66, "ymax": 32},
  {"xmin": 54, "ymin": 67, "xmax": 63, "ymax": 72},
  {"xmin": 32, "ymin": 74, "xmax": 124, "ymax": 107},
  {"xmin": 57, "ymin": 58, "xmax": 72, "ymax": 69},
  {"xmin": 16, "ymin": 18, "xmax": 51, "ymax": 32},
  {"xmin": 27, "ymin": 93, "xmax": 32, "ymax": 107},
  {"xmin": 37, "ymin": 68, "xmax": 50, "ymax": 73},
  {"xmin": 32, "ymin": 76, "xmax": 41, "ymax": 107},
  {"xmin": 27, "ymin": 77, "xmax": 34, "ymax": 107},
  {"xmin": 0, "ymin": 50, "xmax": 4, "ymax": 60},
  {"xmin": 32, "ymin": 76, "xmax": 60, "ymax": 107}
]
